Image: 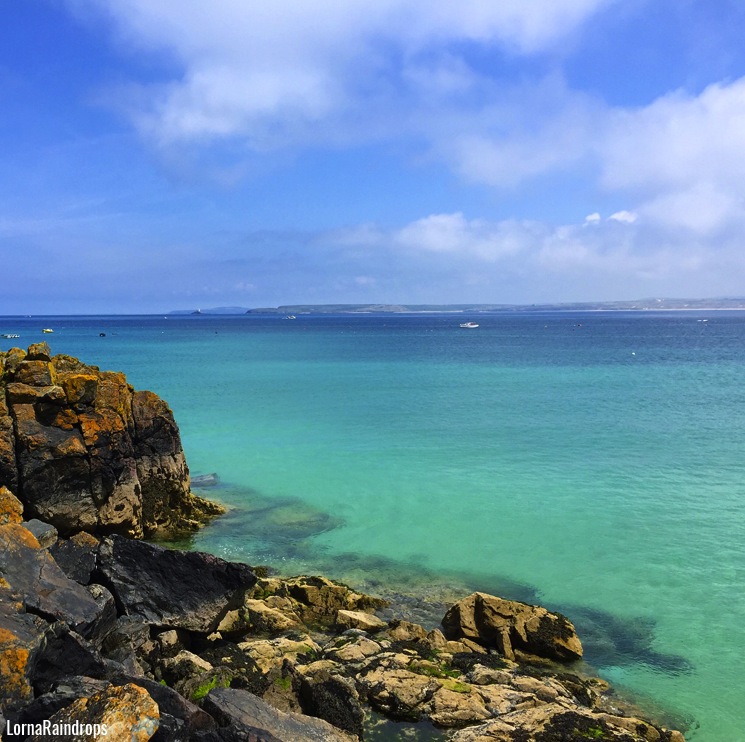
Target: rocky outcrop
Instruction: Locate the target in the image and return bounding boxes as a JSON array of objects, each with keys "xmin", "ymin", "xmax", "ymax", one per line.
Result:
[
  {"xmin": 443, "ymin": 592, "xmax": 584, "ymax": 662},
  {"xmin": 0, "ymin": 488, "xmax": 686, "ymax": 741},
  {"xmin": 0, "ymin": 344, "xmax": 223, "ymax": 538}
]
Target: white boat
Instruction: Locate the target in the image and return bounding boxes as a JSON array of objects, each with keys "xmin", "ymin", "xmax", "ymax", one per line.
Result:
[
  {"xmin": 42, "ymin": 328, "xmax": 54, "ymax": 333},
  {"xmin": 1, "ymin": 333, "xmax": 19, "ymax": 339},
  {"xmin": 283, "ymin": 315, "xmax": 296, "ymax": 320},
  {"xmin": 459, "ymin": 322, "xmax": 479, "ymax": 329}
]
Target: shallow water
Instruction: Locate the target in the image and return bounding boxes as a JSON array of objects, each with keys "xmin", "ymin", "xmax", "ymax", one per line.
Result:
[{"xmin": 3, "ymin": 311, "xmax": 744, "ymax": 741}]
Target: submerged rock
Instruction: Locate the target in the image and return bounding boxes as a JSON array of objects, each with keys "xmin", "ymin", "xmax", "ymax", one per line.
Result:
[{"xmin": 0, "ymin": 345, "xmax": 224, "ymax": 538}]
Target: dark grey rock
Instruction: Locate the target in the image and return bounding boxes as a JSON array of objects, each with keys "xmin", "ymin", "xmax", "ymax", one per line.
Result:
[
  {"xmin": 85, "ymin": 584, "xmax": 119, "ymax": 645},
  {"xmin": 0, "ymin": 522, "xmax": 103, "ymax": 636},
  {"xmin": 152, "ymin": 712, "xmax": 189, "ymax": 742},
  {"xmin": 21, "ymin": 519, "xmax": 58, "ymax": 549},
  {"xmin": 299, "ymin": 669, "xmax": 364, "ymax": 737},
  {"xmin": 98, "ymin": 535, "xmax": 257, "ymax": 633},
  {"xmin": 32, "ymin": 625, "xmax": 109, "ymax": 694},
  {"xmin": 192, "ymin": 728, "xmax": 281, "ymax": 742},
  {"xmin": 49, "ymin": 532, "xmax": 100, "ymax": 585},
  {"xmin": 202, "ymin": 687, "xmax": 354, "ymax": 742},
  {"xmin": 101, "ymin": 615, "xmax": 153, "ymax": 674},
  {"xmin": 10, "ymin": 676, "xmax": 109, "ymax": 726}
]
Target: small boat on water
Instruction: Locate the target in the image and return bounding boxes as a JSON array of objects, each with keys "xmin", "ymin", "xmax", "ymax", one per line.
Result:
[
  {"xmin": 283, "ymin": 315, "xmax": 296, "ymax": 320},
  {"xmin": 459, "ymin": 322, "xmax": 479, "ymax": 329},
  {"xmin": 42, "ymin": 328, "xmax": 54, "ymax": 333},
  {"xmin": 1, "ymin": 333, "xmax": 19, "ymax": 339}
]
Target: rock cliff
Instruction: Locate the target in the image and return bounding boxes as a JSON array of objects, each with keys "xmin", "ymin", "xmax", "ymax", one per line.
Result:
[{"xmin": 0, "ymin": 344, "xmax": 223, "ymax": 538}]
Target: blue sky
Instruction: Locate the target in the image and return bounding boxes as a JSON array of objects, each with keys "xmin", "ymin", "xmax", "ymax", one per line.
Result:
[{"xmin": 2, "ymin": 0, "xmax": 745, "ymax": 313}]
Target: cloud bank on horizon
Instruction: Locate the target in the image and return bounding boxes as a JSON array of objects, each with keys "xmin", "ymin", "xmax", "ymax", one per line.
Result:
[{"xmin": 2, "ymin": 0, "xmax": 745, "ymax": 312}]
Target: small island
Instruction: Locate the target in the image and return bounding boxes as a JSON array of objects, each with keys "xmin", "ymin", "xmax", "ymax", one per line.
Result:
[{"xmin": 0, "ymin": 345, "xmax": 686, "ymax": 741}]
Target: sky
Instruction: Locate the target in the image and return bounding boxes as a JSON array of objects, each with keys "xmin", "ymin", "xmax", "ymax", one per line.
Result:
[{"xmin": 2, "ymin": 0, "xmax": 745, "ymax": 313}]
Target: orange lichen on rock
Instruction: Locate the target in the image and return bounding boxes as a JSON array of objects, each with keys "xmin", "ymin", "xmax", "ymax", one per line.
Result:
[
  {"xmin": 0, "ymin": 486, "xmax": 24, "ymax": 525},
  {"xmin": 60, "ymin": 373, "xmax": 98, "ymax": 407},
  {"xmin": 0, "ymin": 345, "xmax": 223, "ymax": 538},
  {"xmin": 39, "ymin": 683, "xmax": 160, "ymax": 741},
  {"xmin": 0, "ymin": 603, "xmax": 46, "ymax": 712},
  {"xmin": 0, "ymin": 522, "xmax": 42, "ymax": 551}
]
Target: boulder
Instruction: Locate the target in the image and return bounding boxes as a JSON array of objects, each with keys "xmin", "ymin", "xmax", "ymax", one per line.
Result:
[
  {"xmin": 442, "ymin": 592, "xmax": 583, "ymax": 662},
  {"xmin": 29, "ymin": 682, "xmax": 160, "ymax": 741},
  {"xmin": 249, "ymin": 575, "xmax": 385, "ymax": 628},
  {"xmin": 243, "ymin": 599, "xmax": 303, "ymax": 635},
  {"xmin": 31, "ymin": 624, "xmax": 110, "ymax": 693},
  {"xmin": 100, "ymin": 615, "xmax": 154, "ymax": 675},
  {"xmin": 358, "ymin": 667, "xmax": 439, "ymax": 722},
  {"xmin": 0, "ymin": 522, "xmax": 105, "ymax": 637},
  {"xmin": 335, "ymin": 610, "xmax": 386, "ymax": 634},
  {"xmin": 202, "ymin": 687, "xmax": 356, "ymax": 742},
  {"xmin": 0, "ymin": 347, "xmax": 224, "ymax": 538},
  {"xmin": 0, "ymin": 397, "xmax": 18, "ymax": 493},
  {"xmin": 449, "ymin": 703, "xmax": 684, "ymax": 742},
  {"xmin": 297, "ymin": 665, "xmax": 364, "ymax": 737},
  {"xmin": 97, "ymin": 535, "xmax": 257, "ymax": 633},
  {"xmin": 238, "ymin": 636, "xmax": 322, "ymax": 675}
]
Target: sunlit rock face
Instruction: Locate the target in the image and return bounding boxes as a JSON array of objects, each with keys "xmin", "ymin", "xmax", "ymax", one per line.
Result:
[{"xmin": 0, "ymin": 343, "xmax": 223, "ymax": 538}]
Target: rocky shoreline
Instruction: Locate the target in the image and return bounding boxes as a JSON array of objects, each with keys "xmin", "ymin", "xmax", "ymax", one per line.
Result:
[{"xmin": 0, "ymin": 346, "xmax": 686, "ymax": 741}]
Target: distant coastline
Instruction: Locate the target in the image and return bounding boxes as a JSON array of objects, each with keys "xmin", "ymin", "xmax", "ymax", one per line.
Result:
[{"xmin": 167, "ymin": 296, "xmax": 745, "ymax": 316}]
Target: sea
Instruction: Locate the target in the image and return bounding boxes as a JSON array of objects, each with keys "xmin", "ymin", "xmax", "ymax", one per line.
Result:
[{"xmin": 2, "ymin": 311, "xmax": 743, "ymax": 741}]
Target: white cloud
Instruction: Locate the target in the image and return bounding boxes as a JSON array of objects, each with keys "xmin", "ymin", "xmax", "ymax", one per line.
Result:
[
  {"xmin": 600, "ymin": 79, "xmax": 745, "ymax": 193},
  {"xmin": 608, "ymin": 210, "xmax": 637, "ymax": 224},
  {"xmin": 393, "ymin": 212, "xmax": 528, "ymax": 261},
  {"xmin": 326, "ymin": 208, "xmax": 745, "ymax": 302},
  {"xmin": 639, "ymin": 183, "xmax": 745, "ymax": 235},
  {"xmin": 73, "ymin": 0, "xmax": 615, "ymax": 148},
  {"xmin": 66, "ymin": 0, "xmax": 745, "ymax": 279}
]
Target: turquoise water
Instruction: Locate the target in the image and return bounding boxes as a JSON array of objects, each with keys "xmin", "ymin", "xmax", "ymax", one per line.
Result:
[{"xmin": 3, "ymin": 312, "xmax": 744, "ymax": 741}]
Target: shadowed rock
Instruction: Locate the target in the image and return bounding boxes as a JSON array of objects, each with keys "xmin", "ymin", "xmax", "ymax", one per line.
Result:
[
  {"xmin": 97, "ymin": 535, "xmax": 257, "ymax": 633},
  {"xmin": 202, "ymin": 687, "xmax": 355, "ymax": 742}
]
